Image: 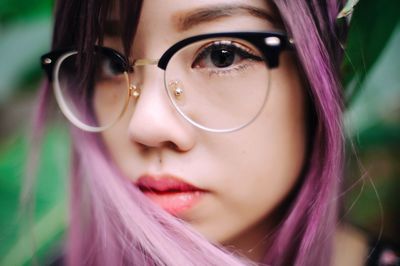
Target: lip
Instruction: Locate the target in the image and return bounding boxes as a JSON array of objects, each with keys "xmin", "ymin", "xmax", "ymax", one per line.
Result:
[{"xmin": 135, "ymin": 175, "xmax": 206, "ymax": 216}]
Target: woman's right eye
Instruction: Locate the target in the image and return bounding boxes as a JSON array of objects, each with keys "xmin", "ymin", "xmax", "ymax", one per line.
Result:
[
  {"xmin": 95, "ymin": 54, "xmax": 126, "ymax": 81},
  {"xmin": 101, "ymin": 57, "xmax": 124, "ymax": 78}
]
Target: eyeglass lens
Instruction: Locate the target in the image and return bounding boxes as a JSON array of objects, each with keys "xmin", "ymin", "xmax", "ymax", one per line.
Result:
[
  {"xmin": 56, "ymin": 51, "xmax": 130, "ymax": 131},
  {"xmin": 54, "ymin": 37, "xmax": 270, "ymax": 132},
  {"xmin": 164, "ymin": 38, "xmax": 270, "ymax": 132}
]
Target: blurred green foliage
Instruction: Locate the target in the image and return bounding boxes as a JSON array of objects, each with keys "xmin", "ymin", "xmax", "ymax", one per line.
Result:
[
  {"xmin": 0, "ymin": 128, "xmax": 68, "ymax": 265},
  {"xmin": 343, "ymin": 0, "xmax": 400, "ymax": 106},
  {"xmin": 0, "ymin": 0, "xmax": 53, "ymax": 24},
  {"xmin": 0, "ymin": 0, "xmax": 399, "ymax": 265}
]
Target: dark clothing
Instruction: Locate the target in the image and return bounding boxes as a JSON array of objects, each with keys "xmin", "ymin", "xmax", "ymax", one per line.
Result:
[{"xmin": 367, "ymin": 240, "xmax": 400, "ymax": 266}]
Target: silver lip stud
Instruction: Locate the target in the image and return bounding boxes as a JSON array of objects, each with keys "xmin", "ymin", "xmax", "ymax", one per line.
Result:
[
  {"xmin": 43, "ymin": 58, "xmax": 52, "ymax": 64},
  {"xmin": 264, "ymin": 36, "xmax": 281, "ymax": 46}
]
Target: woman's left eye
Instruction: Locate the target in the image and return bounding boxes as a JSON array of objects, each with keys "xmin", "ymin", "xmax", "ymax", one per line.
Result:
[{"xmin": 191, "ymin": 41, "xmax": 263, "ymax": 70}]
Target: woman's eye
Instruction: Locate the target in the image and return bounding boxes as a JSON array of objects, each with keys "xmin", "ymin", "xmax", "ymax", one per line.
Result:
[
  {"xmin": 192, "ymin": 41, "xmax": 263, "ymax": 70},
  {"xmin": 96, "ymin": 55, "xmax": 125, "ymax": 81},
  {"xmin": 209, "ymin": 46, "xmax": 235, "ymax": 68},
  {"xmin": 102, "ymin": 58, "xmax": 122, "ymax": 77}
]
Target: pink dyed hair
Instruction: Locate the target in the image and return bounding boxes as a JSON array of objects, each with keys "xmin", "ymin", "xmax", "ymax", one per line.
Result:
[{"xmin": 31, "ymin": 0, "xmax": 347, "ymax": 265}]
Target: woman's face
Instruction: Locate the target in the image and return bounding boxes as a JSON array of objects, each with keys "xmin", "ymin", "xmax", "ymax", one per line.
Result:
[{"xmin": 101, "ymin": 0, "xmax": 307, "ymax": 259}]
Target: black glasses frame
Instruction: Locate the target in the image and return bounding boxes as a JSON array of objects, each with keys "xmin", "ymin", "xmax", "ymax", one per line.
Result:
[{"xmin": 41, "ymin": 31, "xmax": 294, "ymax": 81}]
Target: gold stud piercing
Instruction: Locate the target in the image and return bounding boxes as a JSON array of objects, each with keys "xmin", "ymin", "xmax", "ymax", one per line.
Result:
[
  {"xmin": 168, "ymin": 80, "xmax": 184, "ymax": 100},
  {"xmin": 175, "ymin": 87, "xmax": 184, "ymax": 97},
  {"xmin": 130, "ymin": 84, "xmax": 141, "ymax": 99}
]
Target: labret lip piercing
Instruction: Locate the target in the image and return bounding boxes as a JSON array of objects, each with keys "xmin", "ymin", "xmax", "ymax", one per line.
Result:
[{"xmin": 168, "ymin": 80, "xmax": 184, "ymax": 100}]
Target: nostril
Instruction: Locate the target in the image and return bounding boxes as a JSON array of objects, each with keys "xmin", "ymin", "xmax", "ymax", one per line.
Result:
[{"xmin": 165, "ymin": 141, "xmax": 179, "ymax": 150}]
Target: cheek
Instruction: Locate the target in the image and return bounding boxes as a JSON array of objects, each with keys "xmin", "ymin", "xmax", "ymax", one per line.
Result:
[{"xmin": 197, "ymin": 56, "xmax": 307, "ymax": 243}]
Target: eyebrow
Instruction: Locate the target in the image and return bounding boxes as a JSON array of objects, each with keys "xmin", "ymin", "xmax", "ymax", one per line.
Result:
[
  {"xmin": 103, "ymin": 4, "xmax": 281, "ymax": 37},
  {"xmin": 173, "ymin": 4, "xmax": 281, "ymax": 32}
]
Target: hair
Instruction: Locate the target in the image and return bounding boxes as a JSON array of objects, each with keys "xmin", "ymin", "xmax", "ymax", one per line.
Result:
[{"xmin": 31, "ymin": 0, "xmax": 348, "ymax": 265}]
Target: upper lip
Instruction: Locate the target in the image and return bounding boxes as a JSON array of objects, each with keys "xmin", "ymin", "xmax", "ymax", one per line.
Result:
[{"xmin": 135, "ymin": 174, "xmax": 205, "ymax": 193}]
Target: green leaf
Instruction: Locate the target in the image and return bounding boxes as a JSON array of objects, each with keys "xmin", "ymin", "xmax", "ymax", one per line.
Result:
[
  {"xmin": 343, "ymin": 0, "xmax": 400, "ymax": 106},
  {"xmin": 344, "ymin": 24, "xmax": 400, "ymax": 137}
]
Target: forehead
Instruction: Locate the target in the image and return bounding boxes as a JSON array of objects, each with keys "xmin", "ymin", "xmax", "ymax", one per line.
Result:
[{"xmin": 105, "ymin": 0, "xmax": 282, "ymax": 37}]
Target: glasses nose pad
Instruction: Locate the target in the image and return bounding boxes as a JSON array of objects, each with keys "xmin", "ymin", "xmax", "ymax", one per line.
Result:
[
  {"xmin": 168, "ymin": 80, "xmax": 185, "ymax": 102},
  {"xmin": 129, "ymin": 84, "xmax": 141, "ymax": 99}
]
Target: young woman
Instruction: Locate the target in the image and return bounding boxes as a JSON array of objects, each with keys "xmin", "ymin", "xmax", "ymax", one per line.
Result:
[{"xmin": 36, "ymin": 0, "xmax": 389, "ymax": 265}]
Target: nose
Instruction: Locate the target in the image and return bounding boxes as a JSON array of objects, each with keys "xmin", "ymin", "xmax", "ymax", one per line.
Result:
[{"xmin": 127, "ymin": 68, "xmax": 196, "ymax": 151}]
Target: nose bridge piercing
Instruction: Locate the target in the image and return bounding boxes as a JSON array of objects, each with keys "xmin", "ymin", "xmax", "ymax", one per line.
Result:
[
  {"xmin": 129, "ymin": 84, "xmax": 141, "ymax": 99},
  {"xmin": 168, "ymin": 80, "xmax": 184, "ymax": 100},
  {"xmin": 128, "ymin": 58, "xmax": 161, "ymax": 100}
]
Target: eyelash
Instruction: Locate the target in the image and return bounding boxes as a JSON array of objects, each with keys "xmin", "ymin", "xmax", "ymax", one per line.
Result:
[{"xmin": 207, "ymin": 64, "xmax": 252, "ymax": 77}]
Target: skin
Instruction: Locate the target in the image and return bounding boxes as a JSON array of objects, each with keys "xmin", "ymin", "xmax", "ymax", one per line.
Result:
[
  {"xmin": 100, "ymin": 0, "xmax": 307, "ymax": 262},
  {"xmin": 334, "ymin": 225, "xmax": 369, "ymax": 266}
]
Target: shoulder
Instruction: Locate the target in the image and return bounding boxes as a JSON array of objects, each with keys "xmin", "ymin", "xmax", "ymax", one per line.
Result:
[
  {"xmin": 334, "ymin": 225, "xmax": 369, "ymax": 266},
  {"xmin": 333, "ymin": 225, "xmax": 399, "ymax": 266}
]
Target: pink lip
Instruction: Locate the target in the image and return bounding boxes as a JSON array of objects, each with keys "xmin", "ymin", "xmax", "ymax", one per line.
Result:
[{"xmin": 135, "ymin": 175, "xmax": 206, "ymax": 216}]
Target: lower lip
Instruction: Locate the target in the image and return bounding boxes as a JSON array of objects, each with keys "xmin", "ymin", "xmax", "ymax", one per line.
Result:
[{"xmin": 143, "ymin": 191, "xmax": 204, "ymax": 216}]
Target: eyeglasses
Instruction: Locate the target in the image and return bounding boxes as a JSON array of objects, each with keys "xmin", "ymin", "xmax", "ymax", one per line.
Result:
[{"xmin": 41, "ymin": 31, "xmax": 293, "ymax": 133}]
